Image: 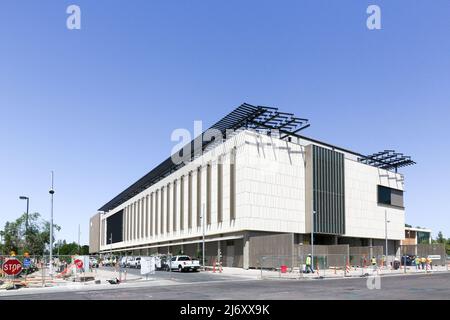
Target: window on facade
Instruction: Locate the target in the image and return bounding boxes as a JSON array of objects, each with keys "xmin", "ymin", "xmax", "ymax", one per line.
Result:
[
  {"xmin": 377, "ymin": 185, "xmax": 404, "ymax": 208},
  {"xmin": 180, "ymin": 176, "xmax": 184, "ymax": 231},
  {"xmin": 197, "ymin": 167, "xmax": 202, "ymax": 227},
  {"xmin": 150, "ymin": 193, "xmax": 154, "ymax": 236},
  {"xmin": 230, "ymin": 148, "xmax": 236, "ymax": 220},
  {"xmin": 173, "ymin": 180, "xmax": 177, "ymax": 232},
  {"xmin": 155, "ymin": 190, "xmax": 159, "ymax": 236},
  {"xmin": 188, "ymin": 172, "xmax": 192, "ymax": 229},
  {"xmin": 160, "ymin": 187, "xmax": 164, "ymax": 234},
  {"xmin": 166, "ymin": 184, "xmax": 170, "ymax": 233},
  {"xmin": 207, "ymin": 163, "xmax": 211, "ymax": 225},
  {"xmin": 217, "ymin": 157, "xmax": 223, "ymax": 223},
  {"xmin": 145, "ymin": 195, "xmax": 149, "ymax": 238}
]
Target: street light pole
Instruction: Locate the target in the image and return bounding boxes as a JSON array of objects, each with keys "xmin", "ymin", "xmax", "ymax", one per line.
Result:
[
  {"xmin": 110, "ymin": 233, "xmax": 113, "ymax": 257},
  {"xmin": 384, "ymin": 210, "xmax": 390, "ymax": 256},
  {"xmin": 49, "ymin": 171, "xmax": 55, "ymax": 274},
  {"xmin": 19, "ymin": 196, "xmax": 29, "ymax": 250},
  {"xmin": 311, "ymin": 198, "xmax": 316, "ymax": 268},
  {"xmin": 78, "ymin": 224, "xmax": 81, "ymax": 254}
]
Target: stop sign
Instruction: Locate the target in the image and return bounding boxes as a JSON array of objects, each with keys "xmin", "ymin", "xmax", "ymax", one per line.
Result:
[
  {"xmin": 2, "ymin": 258, "xmax": 22, "ymax": 276},
  {"xmin": 74, "ymin": 259, "xmax": 83, "ymax": 269}
]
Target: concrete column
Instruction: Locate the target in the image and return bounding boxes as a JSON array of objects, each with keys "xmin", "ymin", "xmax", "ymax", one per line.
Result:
[
  {"xmin": 369, "ymin": 238, "xmax": 373, "ymax": 259},
  {"xmin": 218, "ymin": 240, "xmax": 221, "ymax": 266},
  {"xmin": 243, "ymin": 233, "xmax": 250, "ymax": 270}
]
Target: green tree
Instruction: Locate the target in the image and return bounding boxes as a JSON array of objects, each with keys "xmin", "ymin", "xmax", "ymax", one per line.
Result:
[
  {"xmin": 436, "ymin": 231, "xmax": 445, "ymax": 244},
  {"xmin": 55, "ymin": 241, "xmax": 79, "ymax": 255},
  {"xmin": 1, "ymin": 212, "xmax": 60, "ymax": 255},
  {"xmin": 54, "ymin": 241, "xmax": 89, "ymax": 256},
  {"xmin": 81, "ymin": 245, "xmax": 89, "ymax": 255}
]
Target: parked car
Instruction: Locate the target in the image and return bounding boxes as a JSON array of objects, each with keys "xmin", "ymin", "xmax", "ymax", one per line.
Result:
[
  {"xmin": 90, "ymin": 257, "xmax": 99, "ymax": 268},
  {"xmin": 135, "ymin": 257, "xmax": 142, "ymax": 269},
  {"xmin": 154, "ymin": 255, "xmax": 170, "ymax": 271},
  {"xmin": 128, "ymin": 256, "xmax": 141, "ymax": 268},
  {"xmin": 400, "ymin": 255, "xmax": 414, "ymax": 266},
  {"xmin": 102, "ymin": 256, "xmax": 116, "ymax": 267},
  {"xmin": 168, "ymin": 255, "xmax": 201, "ymax": 272}
]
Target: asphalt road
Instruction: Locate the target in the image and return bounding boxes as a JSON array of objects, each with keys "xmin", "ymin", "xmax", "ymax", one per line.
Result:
[
  {"xmin": 101, "ymin": 266, "xmax": 235, "ymax": 282},
  {"xmin": 1, "ymin": 272, "xmax": 449, "ymax": 300}
]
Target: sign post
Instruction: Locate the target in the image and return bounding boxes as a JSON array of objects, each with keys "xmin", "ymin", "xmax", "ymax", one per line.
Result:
[{"xmin": 2, "ymin": 258, "xmax": 23, "ymax": 289}]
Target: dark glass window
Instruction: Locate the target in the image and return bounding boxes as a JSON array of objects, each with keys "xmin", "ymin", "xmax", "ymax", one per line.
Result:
[
  {"xmin": 106, "ymin": 209, "xmax": 123, "ymax": 244},
  {"xmin": 377, "ymin": 186, "xmax": 392, "ymax": 205},
  {"xmin": 377, "ymin": 185, "xmax": 404, "ymax": 207},
  {"xmin": 178, "ymin": 256, "xmax": 191, "ymax": 261}
]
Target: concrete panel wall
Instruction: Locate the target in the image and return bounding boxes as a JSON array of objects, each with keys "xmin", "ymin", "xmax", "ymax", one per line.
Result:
[{"xmin": 89, "ymin": 213, "xmax": 101, "ymax": 254}]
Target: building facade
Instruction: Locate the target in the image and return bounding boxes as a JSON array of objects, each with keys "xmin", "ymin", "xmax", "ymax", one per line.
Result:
[{"xmin": 90, "ymin": 104, "xmax": 414, "ymax": 268}]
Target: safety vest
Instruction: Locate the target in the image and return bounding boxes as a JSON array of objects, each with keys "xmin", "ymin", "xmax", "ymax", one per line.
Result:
[
  {"xmin": 421, "ymin": 257, "xmax": 426, "ymax": 263},
  {"xmin": 306, "ymin": 256, "xmax": 311, "ymax": 265},
  {"xmin": 426, "ymin": 257, "xmax": 431, "ymax": 264},
  {"xmin": 371, "ymin": 258, "xmax": 376, "ymax": 265},
  {"xmin": 415, "ymin": 258, "xmax": 420, "ymax": 264}
]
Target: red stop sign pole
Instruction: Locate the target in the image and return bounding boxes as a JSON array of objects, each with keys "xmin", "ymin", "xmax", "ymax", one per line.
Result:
[{"xmin": 2, "ymin": 258, "xmax": 23, "ymax": 276}]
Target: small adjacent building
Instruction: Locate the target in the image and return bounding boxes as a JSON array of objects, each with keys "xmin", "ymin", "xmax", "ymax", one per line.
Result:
[{"xmin": 402, "ymin": 227, "xmax": 432, "ymax": 246}]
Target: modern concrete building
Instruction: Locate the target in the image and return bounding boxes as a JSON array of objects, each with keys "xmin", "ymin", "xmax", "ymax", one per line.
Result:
[{"xmin": 89, "ymin": 103, "xmax": 415, "ymax": 268}]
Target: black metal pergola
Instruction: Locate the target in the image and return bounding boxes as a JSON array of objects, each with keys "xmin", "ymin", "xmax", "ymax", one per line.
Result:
[
  {"xmin": 358, "ymin": 150, "xmax": 416, "ymax": 172},
  {"xmin": 98, "ymin": 103, "xmax": 310, "ymax": 212}
]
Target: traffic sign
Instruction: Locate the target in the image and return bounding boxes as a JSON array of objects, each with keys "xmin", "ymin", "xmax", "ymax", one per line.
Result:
[
  {"xmin": 23, "ymin": 258, "xmax": 31, "ymax": 268},
  {"xmin": 2, "ymin": 258, "xmax": 22, "ymax": 276},
  {"xmin": 74, "ymin": 259, "xmax": 84, "ymax": 269}
]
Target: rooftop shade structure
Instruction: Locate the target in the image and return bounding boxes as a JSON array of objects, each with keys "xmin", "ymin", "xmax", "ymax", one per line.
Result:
[
  {"xmin": 98, "ymin": 103, "xmax": 310, "ymax": 212},
  {"xmin": 98, "ymin": 103, "xmax": 415, "ymax": 213},
  {"xmin": 358, "ymin": 150, "xmax": 416, "ymax": 172}
]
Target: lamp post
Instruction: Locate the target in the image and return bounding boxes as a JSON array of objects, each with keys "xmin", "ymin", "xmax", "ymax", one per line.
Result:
[
  {"xmin": 19, "ymin": 196, "xmax": 29, "ymax": 249},
  {"xmin": 311, "ymin": 199, "xmax": 317, "ymax": 269},
  {"xmin": 109, "ymin": 233, "xmax": 113, "ymax": 258},
  {"xmin": 78, "ymin": 224, "xmax": 81, "ymax": 254},
  {"xmin": 384, "ymin": 210, "xmax": 390, "ymax": 257},
  {"xmin": 49, "ymin": 171, "xmax": 55, "ymax": 275}
]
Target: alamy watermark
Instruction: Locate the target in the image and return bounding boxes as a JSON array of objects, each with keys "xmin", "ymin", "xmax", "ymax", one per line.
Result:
[
  {"xmin": 66, "ymin": 4, "xmax": 81, "ymax": 30},
  {"xmin": 367, "ymin": 4, "xmax": 381, "ymax": 30},
  {"xmin": 64, "ymin": 4, "xmax": 380, "ymax": 31},
  {"xmin": 170, "ymin": 121, "xmax": 284, "ymax": 175}
]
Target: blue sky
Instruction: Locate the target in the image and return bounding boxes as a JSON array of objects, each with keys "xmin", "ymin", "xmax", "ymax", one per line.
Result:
[{"xmin": 0, "ymin": 1, "xmax": 449, "ymax": 245}]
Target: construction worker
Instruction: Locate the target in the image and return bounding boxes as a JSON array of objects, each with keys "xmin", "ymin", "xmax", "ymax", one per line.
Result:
[
  {"xmin": 420, "ymin": 256, "xmax": 426, "ymax": 270},
  {"xmin": 371, "ymin": 256, "xmax": 377, "ymax": 270},
  {"xmin": 305, "ymin": 254, "xmax": 314, "ymax": 273},
  {"xmin": 426, "ymin": 256, "xmax": 432, "ymax": 271},
  {"xmin": 371, "ymin": 256, "xmax": 377, "ymax": 266},
  {"xmin": 415, "ymin": 256, "xmax": 420, "ymax": 270}
]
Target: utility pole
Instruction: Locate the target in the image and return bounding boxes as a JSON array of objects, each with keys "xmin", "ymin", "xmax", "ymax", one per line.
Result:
[
  {"xmin": 49, "ymin": 171, "xmax": 55, "ymax": 275},
  {"xmin": 311, "ymin": 198, "xmax": 316, "ymax": 268},
  {"xmin": 78, "ymin": 224, "xmax": 81, "ymax": 254},
  {"xmin": 385, "ymin": 210, "xmax": 390, "ymax": 256},
  {"xmin": 19, "ymin": 196, "xmax": 30, "ymax": 250},
  {"xmin": 110, "ymin": 233, "xmax": 113, "ymax": 260}
]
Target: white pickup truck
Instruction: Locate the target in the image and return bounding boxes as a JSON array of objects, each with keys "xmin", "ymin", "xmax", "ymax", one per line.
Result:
[{"xmin": 169, "ymin": 255, "xmax": 201, "ymax": 272}]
